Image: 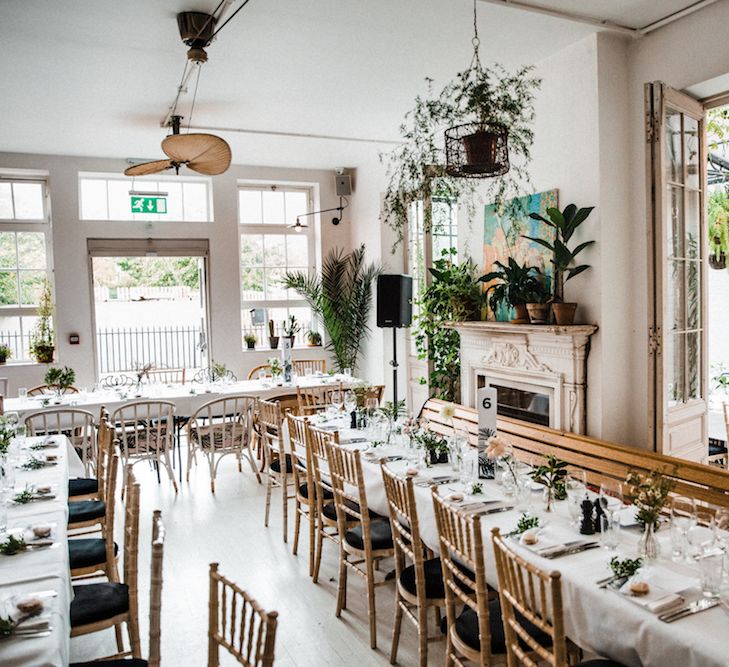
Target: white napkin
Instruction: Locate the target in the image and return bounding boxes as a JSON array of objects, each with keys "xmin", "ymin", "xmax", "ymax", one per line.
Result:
[{"xmin": 618, "ymin": 580, "xmax": 684, "ymax": 614}]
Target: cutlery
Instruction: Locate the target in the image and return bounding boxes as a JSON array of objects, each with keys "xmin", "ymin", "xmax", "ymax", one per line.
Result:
[
  {"xmin": 537, "ymin": 540, "xmax": 584, "ymax": 556},
  {"xmin": 598, "ymin": 575, "xmax": 627, "ymax": 590},
  {"xmin": 542, "ymin": 541, "xmax": 599, "ymax": 559},
  {"xmin": 467, "ymin": 505, "xmax": 515, "ymax": 516},
  {"xmin": 659, "ymin": 597, "xmax": 720, "ymax": 623}
]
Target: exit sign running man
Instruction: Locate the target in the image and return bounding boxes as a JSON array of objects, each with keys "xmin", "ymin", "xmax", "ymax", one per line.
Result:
[{"xmin": 130, "ymin": 196, "xmax": 167, "ymax": 214}]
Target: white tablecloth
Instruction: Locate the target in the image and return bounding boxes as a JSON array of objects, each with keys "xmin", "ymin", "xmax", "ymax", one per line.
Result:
[{"xmin": 0, "ymin": 435, "xmax": 81, "ymax": 667}]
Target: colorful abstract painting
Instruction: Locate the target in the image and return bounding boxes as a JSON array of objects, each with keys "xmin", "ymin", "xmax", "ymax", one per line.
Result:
[{"xmin": 482, "ymin": 189, "xmax": 558, "ymax": 321}]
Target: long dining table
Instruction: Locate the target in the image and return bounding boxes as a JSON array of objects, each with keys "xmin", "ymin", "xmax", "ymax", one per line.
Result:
[
  {"xmin": 305, "ymin": 417, "xmax": 729, "ymax": 667},
  {"xmin": 0, "ymin": 435, "xmax": 83, "ymax": 666}
]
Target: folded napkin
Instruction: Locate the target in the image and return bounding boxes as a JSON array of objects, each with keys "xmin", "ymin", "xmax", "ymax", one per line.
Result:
[{"xmin": 618, "ymin": 580, "xmax": 684, "ymax": 614}]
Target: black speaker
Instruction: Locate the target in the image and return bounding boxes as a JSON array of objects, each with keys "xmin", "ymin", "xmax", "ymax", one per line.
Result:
[{"xmin": 377, "ymin": 274, "xmax": 412, "ymax": 328}]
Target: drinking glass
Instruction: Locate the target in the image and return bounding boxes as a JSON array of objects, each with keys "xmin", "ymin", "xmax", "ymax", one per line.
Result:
[
  {"xmin": 342, "ymin": 368, "xmax": 352, "ymax": 378},
  {"xmin": 687, "ymin": 509, "xmax": 716, "ymax": 559},
  {"xmin": 515, "ymin": 473, "xmax": 533, "ymax": 512},
  {"xmin": 671, "ymin": 496, "xmax": 697, "ymax": 563},
  {"xmin": 599, "ymin": 480, "xmax": 623, "ymax": 517},
  {"xmin": 331, "ymin": 390, "xmax": 344, "ymax": 414},
  {"xmin": 460, "ymin": 447, "xmax": 478, "ymax": 485},
  {"xmin": 565, "ymin": 475, "xmax": 586, "ymax": 526},
  {"xmin": 448, "ymin": 435, "xmax": 465, "ymax": 475},
  {"xmin": 699, "ymin": 554, "xmax": 724, "ymax": 598},
  {"xmin": 17, "ymin": 388, "xmax": 27, "ymax": 400},
  {"xmin": 600, "ymin": 513, "xmax": 620, "ymax": 550},
  {"xmin": 344, "ymin": 390, "xmax": 357, "ymax": 415}
]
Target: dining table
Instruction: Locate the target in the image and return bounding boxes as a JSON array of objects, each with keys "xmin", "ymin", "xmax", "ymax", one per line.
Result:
[
  {"xmin": 301, "ymin": 415, "xmax": 729, "ymax": 667},
  {"xmin": 0, "ymin": 434, "xmax": 83, "ymax": 667}
]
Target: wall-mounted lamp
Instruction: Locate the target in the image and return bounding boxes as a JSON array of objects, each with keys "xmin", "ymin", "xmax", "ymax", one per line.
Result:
[{"xmin": 288, "ymin": 196, "xmax": 349, "ymax": 232}]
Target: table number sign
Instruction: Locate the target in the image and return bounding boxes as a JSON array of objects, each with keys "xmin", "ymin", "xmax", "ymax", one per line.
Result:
[
  {"xmin": 477, "ymin": 386, "xmax": 497, "ymax": 479},
  {"xmin": 282, "ymin": 337, "xmax": 293, "ymax": 384}
]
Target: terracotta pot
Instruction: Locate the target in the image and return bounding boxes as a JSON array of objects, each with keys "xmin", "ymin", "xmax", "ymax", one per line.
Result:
[
  {"xmin": 461, "ymin": 130, "xmax": 500, "ymax": 172},
  {"xmin": 268, "ymin": 336, "xmax": 280, "ymax": 350},
  {"xmin": 552, "ymin": 302, "xmax": 578, "ymax": 325},
  {"xmin": 526, "ymin": 303, "xmax": 550, "ymax": 324},
  {"xmin": 710, "ymin": 252, "xmax": 726, "ymax": 270},
  {"xmin": 511, "ymin": 303, "xmax": 530, "ymax": 324}
]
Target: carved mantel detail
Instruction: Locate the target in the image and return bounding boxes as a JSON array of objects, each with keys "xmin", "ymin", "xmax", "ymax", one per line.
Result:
[{"xmin": 482, "ymin": 341, "xmax": 553, "ymax": 374}]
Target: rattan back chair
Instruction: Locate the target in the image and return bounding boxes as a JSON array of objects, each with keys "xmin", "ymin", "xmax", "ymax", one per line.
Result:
[
  {"xmin": 146, "ymin": 367, "xmax": 186, "ymax": 385},
  {"xmin": 432, "ymin": 488, "xmax": 501, "ymax": 667},
  {"xmin": 25, "ymin": 407, "xmax": 96, "ymax": 475},
  {"xmin": 293, "ymin": 359, "xmax": 326, "ymax": 376},
  {"xmin": 382, "ymin": 464, "xmax": 445, "ymax": 666},
  {"xmin": 27, "ymin": 383, "xmax": 79, "ymax": 396},
  {"xmin": 326, "ymin": 440, "xmax": 393, "ymax": 649},
  {"xmin": 187, "ymin": 394, "xmax": 260, "ymax": 493},
  {"xmin": 111, "ymin": 400, "xmax": 178, "ymax": 493},
  {"xmin": 287, "ymin": 413, "xmax": 317, "ymax": 576},
  {"xmin": 208, "ymin": 563, "xmax": 278, "ymax": 667},
  {"xmin": 296, "ymin": 383, "xmax": 344, "ymax": 416}
]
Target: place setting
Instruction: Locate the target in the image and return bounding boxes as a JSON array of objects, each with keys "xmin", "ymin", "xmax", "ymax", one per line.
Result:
[{"xmin": 0, "ymin": 590, "xmax": 57, "ymax": 640}]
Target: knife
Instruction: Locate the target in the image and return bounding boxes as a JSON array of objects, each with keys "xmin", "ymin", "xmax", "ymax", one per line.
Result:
[
  {"xmin": 468, "ymin": 505, "xmax": 515, "ymax": 516},
  {"xmin": 659, "ymin": 597, "xmax": 720, "ymax": 623},
  {"xmin": 542, "ymin": 541, "xmax": 600, "ymax": 559}
]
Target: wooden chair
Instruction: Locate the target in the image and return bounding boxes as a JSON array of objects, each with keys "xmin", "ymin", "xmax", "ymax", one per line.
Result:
[
  {"xmin": 68, "ymin": 407, "xmax": 111, "ymax": 501},
  {"xmin": 293, "ymin": 359, "xmax": 326, "ymax": 376},
  {"xmin": 99, "ymin": 375, "xmax": 135, "ymax": 390},
  {"xmin": 431, "ymin": 488, "xmax": 506, "ymax": 667},
  {"xmin": 186, "ymin": 395, "xmax": 260, "ymax": 493},
  {"xmin": 708, "ymin": 403, "xmax": 729, "ymax": 468},
  {"xmin": 491, "ymin": 528, "xmax": 625, "ymax": 667},
  {"xmin": 25, "ymin": 407, "xmax": 96, "ymax": 475},
  {"xmin": 208, "ymin": 563, "xmax": 278, "ymax": 667},
  {"xmin": 146, "ymin": 367, "xmax": 186, "ymax": 385},
  {"xmin": 111, "ymin": 400, "xmax": 178, "ymax": 493},
  {"xmin": 382, "ymin": 464, "xmax": 445, "ymax": 666},
  {"xmin": 258, "ymin": 398, "xmax": 294, "ymax": 542},
  {"xmin": 357, "ymin": 384, "xmax": 385, "ymax": 408},
  {"xmin": 70, "ymin": 467, "xmax": 141, "ymax": 660},
  {"xmin": 248, "ymin": 364, "xmax": 272, "ymax": 380},
  {"xmin": 27, "ymin": 383, "xmax": 79, "ymax": 396},
  {"xmin": 193, "ymin": 367, "xmax": 237, "ymax": 383},
  {"xmin": 296, "ymin": 383, "xmax": 344, "ymax": 416},
  {"xmin": 70, "ymin": 510, "xmax": 166, "ymax": 667},
  {"xmin": 325, "ymin": 440, "xmax": 394, "ymax": 649}
]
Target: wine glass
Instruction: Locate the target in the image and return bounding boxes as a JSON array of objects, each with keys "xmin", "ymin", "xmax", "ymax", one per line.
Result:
[
  {"xmin": 565, "ymin": 469, "xmax": 587, "ymax": 526},
  {"xmin": 671, "ymin": 496, "xmax": 697, "ymax": 562},
  {"xmin": 331, "ymin": 390, "xmax": 344, "ymax": 414},
  {"xmin": 599, "ymin": 480, "xmax": 623, "ymax": 517},
  {"xmin": 344, "ymin": 390, "xmax": 357, "ymax": 415},
  {"xmin": 687, "ymin": 509, "xmax": 716, "ymax": 559}
]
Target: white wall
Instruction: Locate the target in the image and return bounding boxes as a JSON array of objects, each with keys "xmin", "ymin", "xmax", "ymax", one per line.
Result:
[{"xmin": 0, "ymin": 152, "xmax": 352, "ymax": 394}]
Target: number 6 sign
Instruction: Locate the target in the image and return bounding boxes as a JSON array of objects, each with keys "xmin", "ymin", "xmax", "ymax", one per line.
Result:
[{"xmin": 477, "ymin": 386, "xmax": 498, "ymax": 448}]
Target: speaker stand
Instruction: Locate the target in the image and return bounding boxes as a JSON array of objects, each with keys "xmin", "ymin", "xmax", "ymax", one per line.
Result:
[{"xmin": 390, "ymin": 327, "xmax": 399, "ymax": 407}]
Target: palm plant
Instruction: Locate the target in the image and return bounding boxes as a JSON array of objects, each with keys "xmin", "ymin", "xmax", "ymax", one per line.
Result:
[
  {"xmin": 283, "ymin": 245, "xmax": 381, "ymax": 372},
  {"xmin": 479, "ymin": 257, "xmax": 547, "ymax": 318}
]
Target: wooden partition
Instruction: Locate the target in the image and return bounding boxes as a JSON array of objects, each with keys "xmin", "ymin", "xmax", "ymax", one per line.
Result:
[{"xmin": 420, "ymin": 398, "xmax": 729, "ymax": 509}]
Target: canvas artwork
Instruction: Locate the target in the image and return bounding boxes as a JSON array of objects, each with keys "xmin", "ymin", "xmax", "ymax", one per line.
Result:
[{"xmin": 482, "ymin": 189, "xmax": 558, "ymax": 321}]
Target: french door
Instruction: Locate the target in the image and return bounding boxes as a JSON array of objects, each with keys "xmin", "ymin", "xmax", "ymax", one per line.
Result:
[{"xmin": 646, "ymin": 82, "xmax": 708, "ymax": 460}]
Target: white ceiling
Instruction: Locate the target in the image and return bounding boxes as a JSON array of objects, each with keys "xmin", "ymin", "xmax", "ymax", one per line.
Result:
[{"xmin": 0, "ymin": 0, "xmax": 710, "ymax": 169}]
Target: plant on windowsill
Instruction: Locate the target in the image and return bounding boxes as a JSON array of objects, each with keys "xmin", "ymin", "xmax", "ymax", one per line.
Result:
[
  {"xmin": 244, "ymin": 334, "xmax": 256, "ymax": 350},
  {"xmin": 0, "ymin": 344, "xmax": 12, "ymax": 364},
  {"xmin": 30, "ymin": 279, "xmax": 54, "ymax": 364},
  {"xmin": 306, "ymin": 330, "xmax": 322, "ymax": 347},
  {"xmin": 267, "ymin": 320, "xmax": 279, "ymax": 350},
  {"xmin": 478, "ymin": 257, "xmax": 547, "ymax": 324},
  {"xmin": 282, "ymin": 315, "xmax": 300, "ymax": 348},
  {"xmin": 523, "ymin": 204, "xmax": 595, "ymax": 325}
]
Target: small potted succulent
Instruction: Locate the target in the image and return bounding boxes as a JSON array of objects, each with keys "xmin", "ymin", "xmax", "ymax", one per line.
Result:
[
  {"xmin": 244, "ymin": 333, "xmax": 256, "ymax": 350},
  {"xmin": 306, "ymin": 330, "xmax": 322, "ymax": 347},
  {"xmin": 479, "ymin": 257, "xmax": 546, "ymax": 324},
  {"xmin": 267, "ymin": 320, "xmax": 279, "ymax": 350},
  {"xmin": 282, "ymin": 315, "xmax": 300, "ymax": 348},
  {"xmin": 0, "ymin": 344, "xmax": 12, "ymax": 364}
]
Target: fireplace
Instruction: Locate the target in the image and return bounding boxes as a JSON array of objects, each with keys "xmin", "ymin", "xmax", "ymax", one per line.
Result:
[{"xmin": 449, "ymin": 322, "xmax": 598, "ymax": 435}]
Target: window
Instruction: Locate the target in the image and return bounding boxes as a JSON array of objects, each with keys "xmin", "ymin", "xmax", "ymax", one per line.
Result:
[
  {"xmin": 0, "ymin": 176, "xmax": 52, "ymax": 360},
  {"xmin": 79, "ymin": 174, "xmax": 212, "ymax": 222},
  {"xmin": 239, "ymin": 185, "xmax": 316, "ymax": 347}
]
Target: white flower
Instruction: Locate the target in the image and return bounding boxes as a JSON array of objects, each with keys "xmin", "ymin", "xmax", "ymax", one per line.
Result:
[
  {"xmin": 485, "ymin": 435, "xmax": 511, "ymax": 459},
  {"xmin": 439, "ymin": 403, "xmax": 456, "ymax": 420}
]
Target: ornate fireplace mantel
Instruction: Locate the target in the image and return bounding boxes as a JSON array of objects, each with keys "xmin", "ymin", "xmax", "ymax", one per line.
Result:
[{"xmin": 448, "ymin": 321, "xmax": 598, "ymax": 434}]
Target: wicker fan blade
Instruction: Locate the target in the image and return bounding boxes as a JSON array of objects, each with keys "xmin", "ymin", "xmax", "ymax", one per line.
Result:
[
  {"xmin": 161, "ymin": 133, "xmax": 232, "ymax": 175},
  {"xmin": 124, "ymin": 159, "xmax": 174, "ymax": 177}
]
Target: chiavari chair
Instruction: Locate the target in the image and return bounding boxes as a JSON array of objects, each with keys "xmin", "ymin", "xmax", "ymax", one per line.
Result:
[
  {"xmin": 208, "ymin": 563, "xmax": 279, "ymax": 667},
  {"xmin": 491, "ymin": 528, "xmax": 626, "ymax": 667},
  {"xmin": 68, "ymin": 407, "xmax": 110, "ymax": 500},
  {"xmin": 326, "ymin": 440, "xmax": 394, "ymax": 649},
  {"xmin": 27, "ymin": 383, "xmax": 79, "ymax": 396},
  {"xmin": 296, "ymin": 382, "xmax": 344, "ymax": 416},
  {"xmin": 357, "ymin": 384, "xmax": 385, "ymax": 407},
  {"xmin": 70, "ymin": 510, "xmax": 166, "ymax": 667},
  {"xmin": 70, "ymin": 467, "xmax": 141, "ymax": 659},
  {"xmin": 25, "ymin": 407, "xmax": 96, "ymax": 475},
  {"xmin": 187, "ymin": 394, "xmax": 259, "ymax": 493},
  {"xmin": 293, "ymin": 359, "xmax": 326, "ymax": 376},
  {"xmin": 111, "ymin": 400, "xmax": 178, "ymax": 493},
  {"xmin": 382, "ymin": 464, "xmax": 445, "ymax": 666}
]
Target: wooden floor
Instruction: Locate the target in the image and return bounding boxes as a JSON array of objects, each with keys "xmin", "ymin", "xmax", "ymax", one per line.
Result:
[{"xmin": 70, "ymin": 451, "xmax": 447, "ymax": 666}]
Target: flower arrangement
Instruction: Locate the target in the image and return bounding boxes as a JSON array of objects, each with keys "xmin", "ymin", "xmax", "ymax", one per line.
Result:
[
  {"xmin": 529, "ymin": 454, "xmax": 568, "ymax": 511},
  {"xmin": 0, "ymin": 416, "xmax": 15, "ymax": 456},
  {"xmin": 268, "ymin": 358, "xmax": 283, "ymax": 377},
  {"xmin": 44, "ymin": 366, "xmax": 76, "ymax": 393},
  {"xmin": 211, "ymin": 361, "xmax": 229, "ymax": 381},
  {"xmin": 624, "ymin": 468, "xmax": 674, "ymax": 530},
  {"xmin": 485, "ymin": 434, "xmax": 518, "ymax": 487},
  {"xmin": 133, "ymin": 362, "xmax": 153, "ymax": 388},
  {"xmin": 415, "ymin": 430, "xmax": 449, "ymax": 466}
]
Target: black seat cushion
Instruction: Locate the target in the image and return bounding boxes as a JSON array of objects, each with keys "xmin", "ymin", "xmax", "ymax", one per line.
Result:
[
  {"xmin": 709, "ymin": 441, "xmax": 727, "ymax": 456},
  {"xmin": 68, "ymin": 500, "xmax": 106, "ymax": 524},
  {"xmin": 454, "ymin": 598, "xmax": 552, "ymax": 654},
  {"xmin": 345, "ymin": 518, "xmax": 394, "ymax": 551},
  {"xmin": 68, "ymin": 478, "xmax": 98, "ymax": 497},
  {"xmin": 69, "ymin": 538, "xmax": 118, "ymax": 570},
  {"xmin": 71, "ymin": 659, "xmax": 148, "ymax": 667},
  {"xmin": 70, "ymin": 582, "xmax": 129, "ymax": 627},
  {"xmin": 298, "ymin": 483, "xmax": 333, "ymax": 501},
  {"xmin": 270, "ymin": 454, "xmax": 293, "ymax": 474},
  {"xmin": 400, "ymin": 557, "xmax": 445, "ymax": 600},
  {"xmin": 322, "ymin": 498, "xmax": 378, "ymax": 522}
]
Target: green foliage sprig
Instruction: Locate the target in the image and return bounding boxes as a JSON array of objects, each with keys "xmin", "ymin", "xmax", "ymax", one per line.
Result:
[
  {"xmin": 284, "ymin": 245, "xmax": 381, "ymax": 373},
  {"xmin": 530, "ymin": 455, "xmax": 568, "ymax": 500},
  {"xmin": 509, "ymin": 513, "xmax": 540, "ymax": 536},
  {"xmin": 0, "ymin": 534, "xmax": 26, "ymax": 555},
  {"xmin": 470, "ymin": 482, "xmax": 483, "ymax": 495},
  {"xmin": 609, "ymin": 556, "xmax": 643, "ymax": 579},
  {"xmin": 268, "ymin": 358, "xmax": 283, "ymax": 377},
  {"xmin": 624, "ymin": 468, "xmax": 674, "ymax": 530},
  {"xmin": 13, "ymin": 489, "xmax": 33, "ymax": 504},
  {"xmin": 412, "ymin": 249, "xmax": 482, "ymax": 402},
  {"xmin": 479, "ymin": 257, "xmax": 548, "ymax": 317},
  {"xmin": 381, "ymin": 400, "xmax": 406, "ymax": 422},
  {"xmin": 415, "ymin": 430, "xmax": 449, "ymax": 456},
  {"xmin": 21, "ymin": 457, "xmax": 44, "ymax": 471},
  {"xmin": 0, "ymin": 616, "xmax": 16, "ymax": 637},
  {"xmin": 44, "ymin": 366, "xmax": 75, "ymax": 392}
]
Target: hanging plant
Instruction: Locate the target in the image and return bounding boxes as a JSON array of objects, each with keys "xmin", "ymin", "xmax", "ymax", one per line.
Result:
[{"xmin": 380, "ymin": 2, "xmax": 540, "ymax": 247}]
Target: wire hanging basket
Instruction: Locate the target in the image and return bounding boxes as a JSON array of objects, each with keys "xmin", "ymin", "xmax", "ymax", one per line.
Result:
[{"xmin": 444, "ymin": 121, "xmax": 509, "ymax": 178}]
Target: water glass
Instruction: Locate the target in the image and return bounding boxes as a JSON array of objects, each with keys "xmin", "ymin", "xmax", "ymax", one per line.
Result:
[
  {"xmin": 344, "ymin": 390, "xmax": 357, "ymax": 415},
  {"xmin": 599, "ymin": 480, "xmax": 623, "ymax": 517},
  {"xmin": 600, "ymin": 513, "xmax": 620, "ymax": 550},
  {"xmin": 17, "ymin": 388, "xmax": 27, "ymax": 400},
  {"xmin": 460, "ymin": 447, "xmax": 478, "ymax": 485},
  {"xmin": 342, "ymin": 368, "xmax": 352, "ymax": 378},
  {"xmin": 448, "ymin": 436, "xmax": 466, "ymax": 474},
  {"xmin": 699, "ymin": 554, "xmax": 724, "ymax": 598},
  {"xmin": 687, "ymin": 510, "xmax": 716, "ymax": 559},
  {"xmin": 515, "ymin": 473, "xmax": 533, "ymax": 512}
]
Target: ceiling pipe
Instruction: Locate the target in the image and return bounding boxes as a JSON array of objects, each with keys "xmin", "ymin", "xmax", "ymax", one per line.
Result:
[{"xmin": 186, "ymin": 123, "xmax": 401, "ymax": 145}]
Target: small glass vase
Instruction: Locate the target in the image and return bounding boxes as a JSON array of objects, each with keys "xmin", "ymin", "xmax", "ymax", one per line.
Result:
[
  {"xmin": 638, "ymin": 522, "xmax": 660, "ymax": 561},
  {"xmin": 543, "ymin": 486, "xmax": 556, "ymax": 513}
]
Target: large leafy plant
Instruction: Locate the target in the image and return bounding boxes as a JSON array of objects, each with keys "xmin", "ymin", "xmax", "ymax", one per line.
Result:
[
  {"xmin": 479, "ymin": 257, "xmax": 547, "ymax": 318},
  {"xmin": 283, "ymin": 245, "xmax": 381, "ymax": 373},
  {"xmin": 44, "ymin": 366, "xmax": 75, "ymax": 392},
  {"xmin": 524, "ymin": 204, "xmax": 595, "ymax": 302},
  {"xmin": 413, "ymin": 249, "xmax": 482, "ymax": 402}
]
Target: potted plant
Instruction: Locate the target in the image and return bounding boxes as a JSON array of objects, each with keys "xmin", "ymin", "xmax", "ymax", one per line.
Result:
[
  {"xmin": 267, "ymin": 320, "xmax": 279, "ymax": 350},
  {"xmin": 30, "ymin": 279, "xmax": 54, "ymax": 363},
  {"xmin": 525, "ymin": 289, "xmax": 551, "ymax": 325},
  {"xmin": 529, "ymin": 454, "xmax": 568, "ymax": 512},
  {"xmin": 478, "ymin": 257, "xmax": 546, "ymax": 324},
  {"xmin": 282, "ymin": 315, "xmax": 300, "ymax": 348},
  {"xmin": 524, "ymin": 204, "xmax": 595, "ymax": 325},
  {"xmin": 244, "ymin": 333, "xmax": 256, "ymax": 350},
  {"xmin": 268, "ymin": 357, "xmax": 283, "ymax": 380},
  {"xmin": 0, "ymin": 344, "xmax": 12, "ymax": 364},
  {"xmin": 284, "ymin": 245, "xmax": 381, "ymax": 373},
  {"xmin": 306, "ymin": 330, "xmax": 322, "ymax": 347},
  {"xmin": 45, "ymin": 366, "xmax": 75, "ymax": 401},
  {"xmin": 416, "ymin": 430, "xmax": 450, "ymax": 466}
]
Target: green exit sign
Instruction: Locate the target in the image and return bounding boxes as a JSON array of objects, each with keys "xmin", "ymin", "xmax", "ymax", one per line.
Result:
[{"xmin": 130, "ymin": 196, "xmax": 167, "ymax": 214}]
